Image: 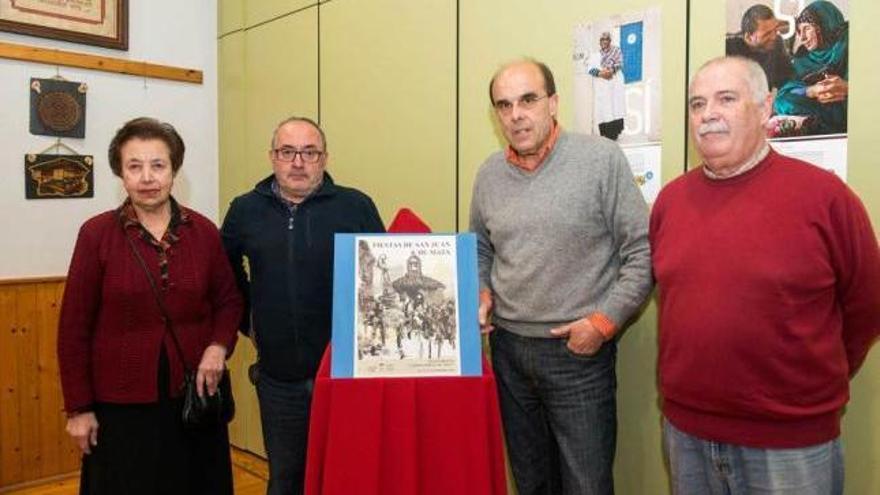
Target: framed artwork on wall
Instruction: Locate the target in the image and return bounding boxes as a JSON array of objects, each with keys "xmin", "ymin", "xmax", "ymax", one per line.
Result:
[
  {"xmin": 25, "ymin": 153, "xmax": 94, "ymax": 199},
  {"xmin": 30, "ymin": 77, "xmax": 87, "ymax": 138},
  {"xmin": 0, "ymin": 0, "xmax": 128, "ymax": 50}
]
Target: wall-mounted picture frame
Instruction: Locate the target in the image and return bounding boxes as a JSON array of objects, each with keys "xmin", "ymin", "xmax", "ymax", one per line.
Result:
[
  {"xmin": 30, "ymin": 77, "xmax": 88, "ymax": 138},
  {"xmin": 25, "ymin": 153, "xmax": 94, "ymax": 199},
  {"xmin": 0, "ymin": 0, "xmax": 128, "ymax": 50}
]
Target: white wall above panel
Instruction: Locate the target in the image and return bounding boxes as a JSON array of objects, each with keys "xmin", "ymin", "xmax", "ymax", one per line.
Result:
[{"xmin": 0, "ymin": 1, "xmax": 219, "ymax": 278}]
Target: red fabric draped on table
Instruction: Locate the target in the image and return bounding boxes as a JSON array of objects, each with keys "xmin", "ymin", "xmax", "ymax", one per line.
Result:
[
  {"xmin": 305, "ymin": 349, "xmax": 507, "ymax": 495},
  {"xmin": 304, "ymin": 207, "xmax": 508, "ymax": 495}
]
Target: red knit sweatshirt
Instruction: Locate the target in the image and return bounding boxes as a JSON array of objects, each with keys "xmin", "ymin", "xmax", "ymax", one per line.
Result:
[
  {"xmin": 58, "ymin": 207, "xmax": 243, "ymax": 413},
  {"xmin": 650, "ymin": 149, "xmax": 880, "ymax": 448}
]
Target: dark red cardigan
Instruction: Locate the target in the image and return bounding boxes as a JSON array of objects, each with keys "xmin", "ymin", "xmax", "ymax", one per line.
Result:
[{"xmin": 58, "ymin": 208, "xmax": 243, "ymax": 413}]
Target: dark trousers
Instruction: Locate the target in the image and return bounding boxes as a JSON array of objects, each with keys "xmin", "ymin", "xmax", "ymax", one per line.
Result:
[
  {"xmin": 256, "ymin": 370, "xmax": 314, "ymax": 495},
  {"xmin": 599, "ymin": 118, "xmax": 625, "ymax": 141},
  {"xmin": 490, "ymin": 328, "xmax": 617, "ymax": 495}
]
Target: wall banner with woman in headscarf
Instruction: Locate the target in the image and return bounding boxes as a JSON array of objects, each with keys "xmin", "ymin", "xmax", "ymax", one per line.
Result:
[{"xmin": 726, "ymin": 0, "xmax": 849, "ymax": 178}]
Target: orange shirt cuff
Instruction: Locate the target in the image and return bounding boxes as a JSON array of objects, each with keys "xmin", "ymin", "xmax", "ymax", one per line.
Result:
[{"xmin": 588, "ymin": 312, "xmax": 617, "ymax": 341}]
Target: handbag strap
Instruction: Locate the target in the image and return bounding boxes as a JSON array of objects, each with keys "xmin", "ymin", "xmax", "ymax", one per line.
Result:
[{"xmin": 120, "ymin": 215, "xmax": 191, "ymax": 373}]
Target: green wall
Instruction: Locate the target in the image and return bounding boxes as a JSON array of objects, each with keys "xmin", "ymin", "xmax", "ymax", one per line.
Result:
[
  {"xmin": 689, "ymin": 3, "xmax": 880, "ymax": 493},
  {"xmin": 218, "ymin": 1, "xmax": 879, "ymax": 493},
  {"xmin": 321, "ymin": 0, "xmax": 458, "ymax": 232}
]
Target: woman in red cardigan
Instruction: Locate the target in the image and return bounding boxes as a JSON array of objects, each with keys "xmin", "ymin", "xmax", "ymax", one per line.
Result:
[{"xmin": 57, "ymin": 117, "xmax": 243, "ymax": 495}]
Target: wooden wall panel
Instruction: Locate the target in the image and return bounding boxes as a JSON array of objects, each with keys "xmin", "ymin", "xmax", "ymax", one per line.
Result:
[
  {"xmin": 1, "ymin": 284, "xmax": 24, "ymax": 485},
  {"xmin": 219, "ymin": 3, "xmax": 319, "ymax": 457},
  {"xmin": 320, "ymin": 0, "xmax": 457, "ymax": 231},
  {"xmin": 218, "ymin": 31, "xmax": 249, "ymax": 219},
  {"xmin": 0, "ymin": 279, "xmax": 78, "ymax": 489},
  {"xmin": 17, "ymin": 285, "xmax": 40, "ymax": 483},
  {"xmin": 0, "ymin": 276, "xmax": 268, "ymax": 486},
  {"xmin": 227, "ymin": 337, "xmax": 265, "ymax": 457}
]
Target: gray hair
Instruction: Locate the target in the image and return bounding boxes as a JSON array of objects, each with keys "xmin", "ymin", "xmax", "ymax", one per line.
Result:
[
  {"xmin": 693, "ymin": 56, "xmax": 769, "ymax": 104},
  {"xmin": 270, "ymin": 116, "xmax": 327, "ymax": 151}
]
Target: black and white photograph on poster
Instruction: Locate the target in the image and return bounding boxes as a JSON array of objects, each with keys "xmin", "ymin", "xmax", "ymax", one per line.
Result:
[
  {"xmin": 573, "ymin": 6, "xmax": 662, "ymax": 202},
  {"xmin": 354, "ymin": 235, "xmax": 461, "ymax": 378},
  {"xmin": 726, "ymin": 0, "xmax": 848, "ymax": 178}
]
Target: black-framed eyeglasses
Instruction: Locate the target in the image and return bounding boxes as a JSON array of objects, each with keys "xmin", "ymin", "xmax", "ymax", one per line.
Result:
[
  {"xmin": 493, "ymin": 93, "xmax": 548, "ymax": 115},
  {"xmin": 271, "ymin": 147, "xmax": 325, "ymax": 163}
]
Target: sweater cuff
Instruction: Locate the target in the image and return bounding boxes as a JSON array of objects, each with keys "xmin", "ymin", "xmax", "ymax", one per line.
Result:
[
  {"xmin": 588, "ymin": 312, "xmax": 617, "ymax": 341},
  {"xmin": 210, "ymin": 332, "xmax": 237, "ymax": 357},
  {"xmin": 66, "ymin": 404, "xmax": 94, "ymax": 418}
]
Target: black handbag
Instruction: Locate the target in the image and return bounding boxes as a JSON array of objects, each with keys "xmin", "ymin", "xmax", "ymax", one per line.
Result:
[
  {"xmin": 180, "ymin": 364, "xmax": 234, "ymax": 426},
  {"xmin": 123, "ymin": 220, "xmax": 235, "ymax": 427}
]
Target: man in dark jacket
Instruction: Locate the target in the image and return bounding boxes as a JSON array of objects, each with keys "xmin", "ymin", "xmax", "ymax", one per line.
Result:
[
  {"xmin": 726, "ymin": 4, "xmax": 793, "ymax": 90},
  {"xmin": 221, "ymin": 116, "xmax": 384, "ymax": 495}
]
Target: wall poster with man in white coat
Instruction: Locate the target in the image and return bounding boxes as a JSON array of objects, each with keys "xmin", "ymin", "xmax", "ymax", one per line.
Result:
[{"xmin": 573, "ymin": 6, "xmax": 662, "ymax": 203}]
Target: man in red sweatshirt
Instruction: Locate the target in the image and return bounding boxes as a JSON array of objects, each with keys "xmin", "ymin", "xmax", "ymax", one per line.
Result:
[{"xmin": 650, "ymin": 55, "xmax": 880, "ymax": 495}]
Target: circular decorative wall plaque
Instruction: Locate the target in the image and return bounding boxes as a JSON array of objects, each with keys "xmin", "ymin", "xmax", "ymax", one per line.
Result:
[
  {"xmin": 36, "ymin": 91, "xmax": 82, "ymax": 132},
  {"xmin": 29, "ymin": 77, "xmax": 87, "ymax": 138}
]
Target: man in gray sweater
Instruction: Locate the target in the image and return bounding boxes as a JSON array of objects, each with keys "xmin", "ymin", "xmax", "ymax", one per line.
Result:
[{"xmin": 470, "ymin": 59, "xmax": 652, "ymax": 495}]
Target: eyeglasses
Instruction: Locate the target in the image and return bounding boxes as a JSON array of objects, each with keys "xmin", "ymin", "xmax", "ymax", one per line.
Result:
[
  {"xmin": 272, "ymin": 147, "xmax": 325, "ymax": 163},
  {"xmin": 493, "ymin": 93, "xmax": 548, "ymax": 115}
]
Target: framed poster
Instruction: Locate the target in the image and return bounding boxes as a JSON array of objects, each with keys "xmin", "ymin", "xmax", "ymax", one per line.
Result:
[
  {"xmin": 725, "ymin": 0, "xmax": 849, "ymax": 139},
  {"xmin": 331, "ymin": 233, "xmax": 482, "ymax": 378},
  {"xmin": 0, "ymin": 0, "xmax": 128, "ymax": 50},
  {"xmin": 723, "ymin": 0, "xmax": 849, "ymax": 179},
  {"xmin": 573, "ymin": 6, "xmax": 663, "ymax": 203}
]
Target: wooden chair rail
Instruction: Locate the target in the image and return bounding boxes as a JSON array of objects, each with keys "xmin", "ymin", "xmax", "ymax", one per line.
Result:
[{"xmin": 0, "ymin": 41, "xmax": 202, "ymax": 84}]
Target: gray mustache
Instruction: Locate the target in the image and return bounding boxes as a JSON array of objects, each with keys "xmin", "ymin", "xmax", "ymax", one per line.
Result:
[{"xmin": 698, "ymin": 122, "xmax": 729, "ymax": 135}]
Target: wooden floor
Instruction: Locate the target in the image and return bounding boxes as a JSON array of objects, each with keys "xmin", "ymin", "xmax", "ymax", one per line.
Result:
[{"xmin": 0, "ymin": 448, "xmax": 268, "ymax": 495}]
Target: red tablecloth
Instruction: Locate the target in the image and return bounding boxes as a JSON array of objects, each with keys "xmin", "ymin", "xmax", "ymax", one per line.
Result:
[{"xmin": 305, "ymin": 347, "xmax": 508, "ymax": 495}]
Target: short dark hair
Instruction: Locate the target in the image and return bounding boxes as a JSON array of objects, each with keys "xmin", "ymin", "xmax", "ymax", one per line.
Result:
[
  {"xmin": 741, "ymin": 4, "xmax": 775, "ymax": 34},
  {"xmin": 108, "ymin": 117, "xmax": 185, "ymax": 177},
  {"xmin": 488, "ymin": 59, "xmax": 557, "ymax": 105}
]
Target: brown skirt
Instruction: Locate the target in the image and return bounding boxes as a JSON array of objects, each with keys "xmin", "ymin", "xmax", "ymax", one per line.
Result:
[{"xmin": 79, "ymin": 347, "xmax": 233, "ymax": 495}]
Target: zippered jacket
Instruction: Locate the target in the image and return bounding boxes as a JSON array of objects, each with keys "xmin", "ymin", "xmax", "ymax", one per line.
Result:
[{"xmin": 221, "ymin": 173, "xmax": 385, "ymax": 381}]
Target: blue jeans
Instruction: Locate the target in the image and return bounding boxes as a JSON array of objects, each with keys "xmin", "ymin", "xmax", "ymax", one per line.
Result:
[
  {"xmin": 256, "ymin": 371, "xmax": 314, "ymax": 495},
  {"xmin": 490, "ymin": 328, "xmax": 617, "ymax": 495},
  {"xmin": 663, "ymin": 418, "xmax": 843, "ymax": 495}
]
